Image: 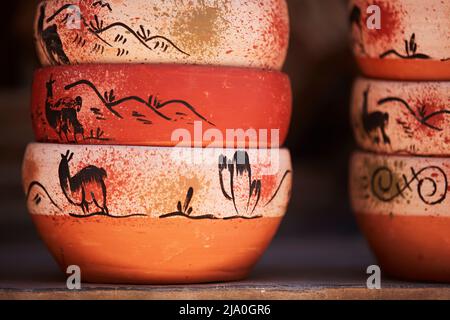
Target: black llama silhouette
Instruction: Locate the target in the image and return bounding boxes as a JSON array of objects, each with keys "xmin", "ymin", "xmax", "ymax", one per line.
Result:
[
  {"xmin": 362, "ymin": 87, "xmax": 390, "ymax": 145},
  {"xmin": 349, "ymin": 5, "xmax": 365, "ymax": 54},
  {"xmin": 349, "ymin": 5, "xmax": 361, "ymax": 28},
  {"xmin": 37, "ymin": 4, "xmax": 70, "ymax": 65},
  {"xmin": 45, "ymin": 76, "xmax": 84, "ymax": 142},
  {"xmin": 58, "ymin": 150, "xmax": 108, "ymax": 215}
]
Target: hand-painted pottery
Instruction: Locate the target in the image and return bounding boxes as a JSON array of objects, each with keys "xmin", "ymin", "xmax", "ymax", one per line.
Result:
[
  {"xmin": 23, "ymin": 143, "xmax": 292, "ymax": 284},
  {"xmin": 31, "ymin": 64, "xmax": 292, "ymax": 147},
  {"xmin": 35, "ymin": 0, "xmax": 289, "ymax": 69},
  {"xmin": 350, "ymin": 151, "xmax": 450, "ymax": 282},
  {"xmin": 349, "ymin": 0, "xmax": 450, "ymax": 80},
  {"xmin": 351, "ymin": 78, "xmax": 450, "ymax": 156}
]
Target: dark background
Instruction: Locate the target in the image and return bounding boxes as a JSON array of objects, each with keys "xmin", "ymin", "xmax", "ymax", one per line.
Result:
[{"xmin": 0, "ymin": 0, "xmax": 358, "ymax": 245}]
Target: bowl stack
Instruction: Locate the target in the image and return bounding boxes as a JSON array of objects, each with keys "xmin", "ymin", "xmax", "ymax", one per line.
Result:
[
  {"xmin": 349, "ymin": 0, "xmax": 450, "ymax": 282},
  {"xmin": 23, "ymin": 0, "xmax": 293, "ymax": 284}
]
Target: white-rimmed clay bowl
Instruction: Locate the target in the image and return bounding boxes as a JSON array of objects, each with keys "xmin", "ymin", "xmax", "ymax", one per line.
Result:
[
  {"xmin": 349, "ymin": 0, "xmax": 450, "ymax": 80},
  {"xmin": 23, "ymin": 143, "xmax": 292, "ymax": 284},
  {"xmin": 35, "ymin": 0, "xmax": 289, "ymax": 69},
  {"xmin": 350, "ymin": 151, "xmax": 450, "ymax": 282},
  {"xmin": 351, "ymin": 78, "xmax": 450, "ymax": 156}
]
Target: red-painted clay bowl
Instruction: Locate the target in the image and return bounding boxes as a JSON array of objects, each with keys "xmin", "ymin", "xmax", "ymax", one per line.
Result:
[
  {"xmin": 350, "ymin": 151, "xmax": 450, "ymax": 282},
  {"xmin": 22, "ymin": 143, "xmax": 292, "ymax": 284},
  {"xmin": 349, "ymin": 0, "xmax": 450, "ymax": 80},
  {"xmin": 351, "ymin": 78, "xmax": 450, "ymax": 156},
  {"xmin": 35, "ymin": 0, "xmax": 289, "ymax": 69},
  {"xmin": 31, "ymin": 64, "xmax": 292, "ymax": 148}
]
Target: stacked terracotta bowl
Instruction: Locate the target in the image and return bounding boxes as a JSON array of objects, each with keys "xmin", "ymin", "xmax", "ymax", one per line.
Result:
[
  {"xmin": 349, "ymin": 0, "xmax": 450, "ymax": 282},
  {"xmin": 23, "ymin": 0, "xmax": 292, "ymax": 284}
]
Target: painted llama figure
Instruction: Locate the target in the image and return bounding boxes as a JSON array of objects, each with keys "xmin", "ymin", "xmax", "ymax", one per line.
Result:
[
  {"xmin": 361, "ymin": 87, "xmax": 390, "ymax": 145},
  {"xmin": 37, "ymin": 3, "xmax": 71, "ymax": 65},
  {"xmin": 45, "ymin": 76, "xmax": 85, "ymax": 142},
  {"xmin": 58, "ymin": 150, "xmax": 109, "ymax": 215}
]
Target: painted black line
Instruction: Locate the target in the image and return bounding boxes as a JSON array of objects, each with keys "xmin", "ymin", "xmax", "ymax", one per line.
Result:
[
  {"xmin": 223, "ymin": 215, "xmax": 262, "ymax": 220},
  {"xmin": 26, "ymin": 181, "xmax": 61, "ymax": 210},
  {"xmin": 46, "ymin": 4, "xmax": 112, "ymax": 47},
  {"xmin": 64, "ymin": 80, "xmax": 122, "ymax": 118},
  {"xmin": 92, "ymin": 1, "xmax": 112, "ymax": 12},
  {"xmin": 159, "ymin": 212, "xmax": 218, "ymax": 220},
  {"xmin": 422, "ymin": 110, "xmax": 450, "ymax": 124},
  {"xmin": 378, "ymin": 96, "xmax": 450, "ymax": 131},
  {"xmin": 94, "ymin": 22, "xmax": 190, "ymax": 56},
  {"xmin": 159, "ymin": 212, "xmax": 263, "ymax": 220},
  {"xmin": 264, "ymin": 170, "xmax": 292, "ymax": 207},
  {"xmin": 64, "ymin": 79, "xmax": 215, "ymax": 125},
  {"xmin": 379, "ymin": 50, "xmax": 430, "ymax": 60},
  {"xmin": 69, "ymin": 212, "xmax": 147, "ymax": 218},
  {"xmin": 157, "ymin": 99, "xmax": 215, "ymax": 126},
  {"xmin": 371, "ymin": 165, "xmax": 448, "ymax": 205},
  {"xmin": 46, "ymin": 3, "xmax": 74, "ymax": 23},
  {"xmin": 83, "ymin": 19, "xmax": 112, "ymax": 47},
  {"xmin": 84, "ymin": 136, "xmax": 110, "ymax": 141}
]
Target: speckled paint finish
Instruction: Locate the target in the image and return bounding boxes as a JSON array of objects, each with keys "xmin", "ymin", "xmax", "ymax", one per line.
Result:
[
  {"xmin": 23, "ymin": 144, "xmax": 292, "ymax": 218},
  {"xmin": 32, "ymin": 64, "xmax": 292, "ymax": 147},
  {"xmin": 35, "ymin": 0, "xmax": 289, "ymax": 69},
  {"xmin": 23, "ymin": 144, "xmax": 292, "ymax": 284},
  {"xmin": 350, "ymin": 151, "xmax": 450, "ymax": 282},
  {"xmin": 351, "ymin": 78, "xmax": 450, "ymax": 155},
  {"xmin": 349, "ymin": 0, "xmax": 450, "ymax": 80}
]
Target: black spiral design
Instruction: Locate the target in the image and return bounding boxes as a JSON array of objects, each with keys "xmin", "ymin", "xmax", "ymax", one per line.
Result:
[{"xmin": 371, "ymin": 165, "xmax": 447, "ymax": 205}]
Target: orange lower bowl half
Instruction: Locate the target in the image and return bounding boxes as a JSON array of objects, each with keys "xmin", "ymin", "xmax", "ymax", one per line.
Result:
[
  {"xmin": 355, "ymin": 213, "xmax": 450, "ymax": 282},
  {"xmin": 31, "ymin": 214, "xmax": 282, "ymax": 284},
  {"xmin": 356, "ymin": 57, "xmax": 450, "ymax": 81}
]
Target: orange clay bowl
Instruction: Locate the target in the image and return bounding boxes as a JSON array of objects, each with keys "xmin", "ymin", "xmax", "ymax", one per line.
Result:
[
  {"xmin": 351, "ymin": 78, "xmax": 450, "ymax": 156},
  {"xmin": 35, "ymin": 0, "xmax": 289, "ymax": 69},
  {"xmin": 349, "ymin": 0, "xmax": 450, "ymax": 80},
  {"xmin": 350, "ymin": 151, "xmax": 450, "ymax": 282},
  {"xmin": 22, "ymin": 143, "xmax": 292, "ymax": 284},
  {"xmin": 31, "ymin": 64, "xmax": 292, "ymax": 148}
]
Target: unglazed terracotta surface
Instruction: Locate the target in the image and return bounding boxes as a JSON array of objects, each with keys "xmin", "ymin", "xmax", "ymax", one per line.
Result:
[
  {"xmin": 349, "ymin": 0, "xmax": 450, "ymax": 80},
  {"xmin": 22, "ymin": 144, "xmax": 292, "ymax": 283},
  {"xmin": 351, "ymin": 78, "xmax": 450, "ymax": 156},
  {"xmin": 31, "ymin": 64, "xmax": 291, "ymax": 147},
  {"xmin": 356, "ymin": 214, "xmax": 450, "ymax": 282},
  {"xmin": 350, "ymin": 152, "xmax": 450, "ymax": 282},
  {"xmin": 35, "ymin": 0, "xmax": 289, "ymax": 69}
]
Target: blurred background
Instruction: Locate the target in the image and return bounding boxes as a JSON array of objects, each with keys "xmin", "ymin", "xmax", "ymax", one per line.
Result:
[{"xmin": 0, "ymin": 0, "xmax": 358, "ymax": 248}]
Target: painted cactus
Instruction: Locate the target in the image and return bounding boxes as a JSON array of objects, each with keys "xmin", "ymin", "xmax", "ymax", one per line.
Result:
[{"xmin": 218, "ymin": 151, "xmax": 262, "ymax": 217}]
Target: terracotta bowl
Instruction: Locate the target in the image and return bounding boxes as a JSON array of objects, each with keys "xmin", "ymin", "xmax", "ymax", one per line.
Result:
[
  {"xmin": 349, "ymin": 0, "xmax": 450, "ymax": 80},
  {"xmin": 350, "ymin": 151, "xmax": 450, "ymax": 282},
  {"xmin": 22, "ymin": 143, "xmax": 292, "ymax": 284},
  {"xmin": 351, "ymin": 78, "xmax": 450, "ymax": 156},
  {"xmin": 31, "ymin": 64, "xmax": 292, "ymax": 147},
  {"xmin": 35, "ymin": 0, "xmax": 289, "ymax": 69}
]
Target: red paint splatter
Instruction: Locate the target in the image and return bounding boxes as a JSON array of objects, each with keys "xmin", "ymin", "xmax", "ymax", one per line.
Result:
[
  {"xmin": 270, "ymin": 5, "xmax": 289, "ymax": 52},
  {"xmin": 78, "ymin": 0, "xmax": 104, "ymax": 23},
  {"xmin": 412, "ymin": 95, "xmax": 447, "ymax": 133},
  {"xmin": 260, "ymin": 174, "xmax": 278, "ymax": 201}
]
